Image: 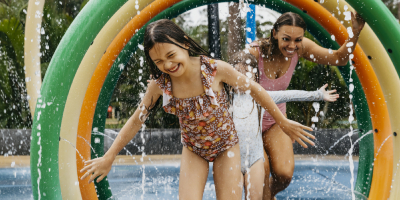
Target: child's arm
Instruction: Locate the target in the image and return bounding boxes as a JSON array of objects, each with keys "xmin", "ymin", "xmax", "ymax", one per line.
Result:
[
  {"xmin": 80, "ymin": 80, "xmax": 162, "ymax": 183},
  {"xmin": 269, "ymin": 84, "xmax": 339, "ymax": 104},
  {"xmin": 232, "ymin": 60, "xmax": 339, "ymax": 103},
  {"xmin": 216, "ymin": 60, "xmax": 315, "ymax": 148}
]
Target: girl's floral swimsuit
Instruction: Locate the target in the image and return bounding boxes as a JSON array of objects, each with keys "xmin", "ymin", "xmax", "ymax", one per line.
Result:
[{"xmin": 155, "ymin": 56, "xmax": 239, "ymax": 162}]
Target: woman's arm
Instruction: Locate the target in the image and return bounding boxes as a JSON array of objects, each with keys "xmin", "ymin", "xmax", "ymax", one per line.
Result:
[
  {"xmin": 216, "ymin": 60, "xmax": 315, "ymax": 147},
  {"xmin": 80, "ymin": 80, "xmax": 162, "ymax": 183},
  {"xmin": 301, "ymin": 12, "xmax": 365, "ymax": 66}
]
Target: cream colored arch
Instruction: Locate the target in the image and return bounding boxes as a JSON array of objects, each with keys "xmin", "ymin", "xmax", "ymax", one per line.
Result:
[{"xmin": 24, "ymin": 0, "xmax": 45, "ymax": 116}]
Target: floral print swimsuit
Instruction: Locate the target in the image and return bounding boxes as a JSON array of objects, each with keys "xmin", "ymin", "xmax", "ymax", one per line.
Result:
[{"xmin": 155, "ymin": 56, "xmax": 239, "ymax": 162}]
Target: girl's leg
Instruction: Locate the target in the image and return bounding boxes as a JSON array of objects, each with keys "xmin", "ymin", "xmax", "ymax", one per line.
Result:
[
  {"xmin": 179, "ymin": 147, "xmax": 209, "ymax": 200},
  {"xmin": 262, "ymin": 123, "xmax": 295, "ymax": 199},
  {"xmin": 213, "ymin": 144, "xmax": 243, "ymax": 200},
  {"xmin": 244, "ymin": 159, "xmax": 265, "ymax": 200},
  {"xmin": 262, "ymin": 150, "xmax": 271, "ymax": 200}
]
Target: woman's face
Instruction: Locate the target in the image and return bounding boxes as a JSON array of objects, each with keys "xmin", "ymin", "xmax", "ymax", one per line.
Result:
[
  {"xmin": 273, "ymin": 25, "xmax": 304, "ymax": 58},
  {"xmin": 149, "ymin": 41, "xmax": 190, "ymax": 78}
]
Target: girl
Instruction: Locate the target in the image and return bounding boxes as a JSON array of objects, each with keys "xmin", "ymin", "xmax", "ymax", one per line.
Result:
[
  {"xmin": 80, "ymin": 19, "xmax": 314, "ymax": 200},
  {"xmin": 230, "ymin": 51, "xmax": 339, "ymax": 199},
  {"xmin": 247, "ymin": 12, "xmax": 365, "ymax": 199}
]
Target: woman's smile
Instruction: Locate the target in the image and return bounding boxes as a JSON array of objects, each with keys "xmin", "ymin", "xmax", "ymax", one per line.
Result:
[{"xmin": 284, "ymin": 48, "xmax": 295, "ymax": 55}]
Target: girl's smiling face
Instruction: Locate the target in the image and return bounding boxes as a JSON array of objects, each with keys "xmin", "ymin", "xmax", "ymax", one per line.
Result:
[
  {"xmin": 149, "ymin": 42, "xmax": 190, "ymax": 78},
  {"xmin": 273, "ymin": 25, "xmax": 304, "ymax": 58}
]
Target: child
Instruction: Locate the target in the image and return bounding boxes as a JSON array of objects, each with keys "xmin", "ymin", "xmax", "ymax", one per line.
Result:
[
  {"xmin": 80, "ymin": 19, "xmax": 315, "ymax": 200},
  {"xmin": 229, "ymin": 51, "xmax": 339, "ymax": 199}
]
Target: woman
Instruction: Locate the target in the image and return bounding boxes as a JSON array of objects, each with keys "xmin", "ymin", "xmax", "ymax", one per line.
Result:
[{"xmin": 247, "ymin": 12, "xmax": 365, "ymax": 199}]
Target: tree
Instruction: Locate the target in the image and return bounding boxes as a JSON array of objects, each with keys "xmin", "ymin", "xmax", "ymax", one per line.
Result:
[
  {"xmin": 382, "ymin": 0, "xmax": 400, "ymax": 19},
  {"xmin": 0, "ymin": 0, "xmax": 32, "ymax": 128},
  {"xmin": 228, "ymin": 2, "xmax": 243, "ymax": 60}
]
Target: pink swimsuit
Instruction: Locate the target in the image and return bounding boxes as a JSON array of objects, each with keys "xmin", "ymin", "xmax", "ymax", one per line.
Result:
[{"xmin": 251, "ymin": 43, "xmax": 298, "ymax": 133}]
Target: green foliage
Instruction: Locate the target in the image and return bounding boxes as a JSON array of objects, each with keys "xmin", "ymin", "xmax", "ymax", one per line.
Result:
[
  {"xmin": 287, "ymin": 59, "xmax": 351, "ymax": 128},
  {"xmin": 40, "ymin": 2, "xmax": 74, "ymax": 65},
  {"xmin": 0, "ymin": 29, "xmax": 31, "ymax": 128},
  {"xmin": 0, "ymin": 0, "xmax": 86, "ymax": 128},
  {"xmin": 382, "ymin": 0, "xmax": 399, "ymax": 19},
  {"xmin": 0, "ymin": 0, "xmax": 28, "ymax": 23},
  {"xmin": 0, "ymin": 17, "xmax": 24, "ymax": 66}
]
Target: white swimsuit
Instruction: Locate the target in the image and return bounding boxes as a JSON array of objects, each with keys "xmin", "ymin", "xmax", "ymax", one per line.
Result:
[{"xmin": 233, "ymin": 90, "xmax": 324, "ymax": 174}]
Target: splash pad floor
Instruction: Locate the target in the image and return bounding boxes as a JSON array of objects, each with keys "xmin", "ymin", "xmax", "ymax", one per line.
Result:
[{"xmin": 0, "ymin": 155, "xmax": 361, "ymax": 199}]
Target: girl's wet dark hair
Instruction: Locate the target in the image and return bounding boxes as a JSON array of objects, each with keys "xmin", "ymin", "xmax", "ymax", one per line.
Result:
[
  {"xmin": 229, "ymin": 51, "xmax": 259, "ymax": 83},
  {"xmin": 142, "ymin": 19, "xmax": 231, "ymax": 125},
  {"xmin": 258, "ymin": 12, "xmax": 307, "ymax": 59},
  {"xmin": 144, "ymin": 19, "xmax": 211, "ymax": 79}
]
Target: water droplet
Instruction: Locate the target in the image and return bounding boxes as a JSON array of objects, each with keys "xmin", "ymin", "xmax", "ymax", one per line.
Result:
[{"xmin": 227, "ymin": 151, "xmax": 234, "ymax": 158}]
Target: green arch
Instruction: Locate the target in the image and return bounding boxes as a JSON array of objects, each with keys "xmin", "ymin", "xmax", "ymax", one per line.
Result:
[{"xmin": 92, "ymin": 0, "xmax": 373, "ymax": 199}]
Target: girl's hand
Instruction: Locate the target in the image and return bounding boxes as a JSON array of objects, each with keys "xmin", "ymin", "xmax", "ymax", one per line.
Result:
[
  {"xmin": 351, "ymin": 12, "xmax": 365, "ymax": 36},
  {"xmin": 80, "ymin": 155, "xmax": 114, "ymax": 184},
  {"xmin": 278, "ymin": 119, "xmax": 315, "ymax": 148},
  {"xmin": 319, "ymin": 84, "xmax": 339, "ymax": 102}
]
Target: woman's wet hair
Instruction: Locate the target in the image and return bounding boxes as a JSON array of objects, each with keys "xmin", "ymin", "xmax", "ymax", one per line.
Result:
[
  {"xmin": 258, "ymin": 12, "xmax": 307, "ymax": 59},
  {"xmin": 143, "ymin": 19, "xmax": 211, "ymax": 79}
]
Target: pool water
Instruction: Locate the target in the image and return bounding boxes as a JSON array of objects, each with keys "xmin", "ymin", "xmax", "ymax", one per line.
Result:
[{"xmin": 0, "ymin": 160, "xmax": 365, "ymax": 200}]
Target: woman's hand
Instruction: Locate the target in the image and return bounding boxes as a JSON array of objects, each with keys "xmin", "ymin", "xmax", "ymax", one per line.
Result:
[
  {"xmin": 351, "ymin": 12, "xmax": 365, "ymax": 36},
  {"xmin": 278, "ymin": 119, "xmax": 315, "ymax": 148},
  {"xmin": 319, "ymin": 84, "xmax": 339, "ymax": 102},
  {"xmin": 80, "ymin": 154, "xmax": 115, "ymax": 183}
]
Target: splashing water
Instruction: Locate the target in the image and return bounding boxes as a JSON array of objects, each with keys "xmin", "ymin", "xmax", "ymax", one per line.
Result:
[
  {"xmin": 60, "ymin": 137, "xmax": 85, "ymax": 162},
  {"xmin": 77, "ymin": 135, "xmax": 96, "ymax": 155},
  {"xmin": 141, "ymin": 124, "xmax": 147, "ymax": 200}
]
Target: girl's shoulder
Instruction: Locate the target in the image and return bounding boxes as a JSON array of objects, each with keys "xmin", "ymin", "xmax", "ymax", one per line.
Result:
[
  {"xmin": 155, "ymin": 73, "xmax": 172, "ymax": 96},
  {"xmin": 200, "ymin": 55, "xmax": 218, "ymax": 74}
]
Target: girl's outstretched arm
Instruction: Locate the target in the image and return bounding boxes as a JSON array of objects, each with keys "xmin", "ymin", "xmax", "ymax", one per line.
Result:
[
  {"xmin": 301, "ymin": 12, "xmax": 365, "ymax": 66},
  {"xmin": 216, "ymin": 60, "xmax": 315, "ymax": 148},
  {"xmin": 268, "ymin": 84, "xmax": 339, "ymax": 104},
  {"xmin": 80, "ymin": 80, "xmax": 162, "ymax": 183},
  {"xmin": 231, "ymin": 60, "xmax": 339, "ymax": 103}
]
